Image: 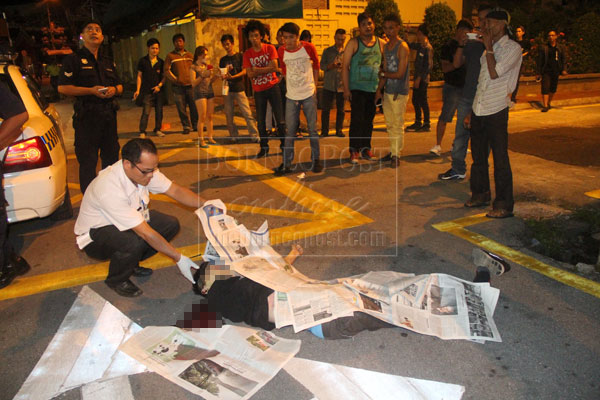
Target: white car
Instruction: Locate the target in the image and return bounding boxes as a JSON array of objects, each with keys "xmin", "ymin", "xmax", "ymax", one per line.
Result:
[{"xmin": 0, "ymin": 63, "xmax": 71, "ymax": 222}]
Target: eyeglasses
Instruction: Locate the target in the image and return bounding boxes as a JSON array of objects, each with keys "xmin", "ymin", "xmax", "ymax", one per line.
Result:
[{"xmin": 132, "ymin": 163, "xmax": 157, "ymax": 175}]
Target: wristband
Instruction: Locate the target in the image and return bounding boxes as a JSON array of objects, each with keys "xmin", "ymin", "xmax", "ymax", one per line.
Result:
[{"xmin": 486, "ymin": 51, "xmax": 494, "ymax": 55}]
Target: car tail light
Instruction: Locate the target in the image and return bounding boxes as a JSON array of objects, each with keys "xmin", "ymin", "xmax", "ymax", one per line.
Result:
[{"xmin": 3, "ymin": 137, "xmax": 52, "ymax": 173}]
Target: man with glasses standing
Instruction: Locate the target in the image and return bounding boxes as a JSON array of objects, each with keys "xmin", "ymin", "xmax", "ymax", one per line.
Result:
[{"xmin": 74, "ymin": 139, "xmax": 207, "ymax": 297}]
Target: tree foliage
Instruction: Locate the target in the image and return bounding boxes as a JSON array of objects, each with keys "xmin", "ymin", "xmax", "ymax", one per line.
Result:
[
  {"xmin": 423, "ymin": 2, "xmax": 456, "ymax": 81},
  {"xmin": 364, "ymin": 0, "xmax": 402, "ymax": 38}
]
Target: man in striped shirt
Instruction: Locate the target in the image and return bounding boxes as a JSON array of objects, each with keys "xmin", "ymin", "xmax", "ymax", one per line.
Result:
[{"xmin": 464, "ymin": 9, "xmax": 521, "ymax": 219}]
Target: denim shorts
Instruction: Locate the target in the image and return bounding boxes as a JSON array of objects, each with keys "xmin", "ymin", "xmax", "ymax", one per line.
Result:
[
  {"xmin": 439, "ymin": 83, "xmax": 463, "ymax": 123},
  {"xmin": 194, "ymin": 92, "xmax": 214, "ymax": 100}
]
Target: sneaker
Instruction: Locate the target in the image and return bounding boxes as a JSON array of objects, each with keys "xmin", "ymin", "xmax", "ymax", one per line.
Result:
[
  {"xmin": 273, "ymin": 164, "xmax": 292, "ymax": 176},
  {"xmin": 361, "ymin": 150, "xmax": 377, "ymax": 160},
  {"xmin": 335, "ymin": 131, "xmax": 345, "ymax": 137},
  {"xmin": 154, "ymin": 130, "xmax": 165, "ymax": 137},
  {"xmin": 350, "ymin": 152, "xmax": 359, "ymax": 164},
  {"xmin": 182, "ymin": 129, "xmax": 190, "ymax": 135},
  {"xmin": 256, "ymin": 148, "xmax": 268, "ymax": 158},
  {"xmin": 541, "ymin": 107, "xmax": 549, "ymax": 112},
  {"xmin": 405, "ymin": 122, "xmax": 422, "ymax": 131},
  {"xmin": 438, "ymin": 169, "xmax": 466, "ymax": 180},
  {"xmin": 320, "ymin": 132, "xmax": 329, "ymax": 138},
  {"xmin": 416, "ymin": 124, "xmax": 431, "ymax": 132},
  {"xmin": 313, "ymin": 160, "xmax": 324, "ymax": 173},
  {"xmin": 472, "ymin": 248, "xmax": 511, "ymax": 276},
  {"xmin": 381, "ymin": 152, "xmax": 392, "ymax": 162},
  {"xmin": 429, "ymin": 144, "xmax": 441, "ymax": 156},
  {"xmin": 139, "ymin": 132, "xmax": 147, "ymax": 138}
]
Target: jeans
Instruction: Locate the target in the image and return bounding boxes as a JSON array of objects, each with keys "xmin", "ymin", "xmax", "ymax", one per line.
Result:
[
  {"xmin": 450, "ymin": 97, "xmax": 473, "ymax": 175},
  {"xmin": 172, "ymin": 85, "xmax": 198, "ymax": 131},
  {"xmin": 382, "ymin": 93, "xmax": 408, "ymax": 157},
  {"xmin": 254, "ymin": 85, "xmax": 286, "ymax": 150},
  {"xmin": 349, "ymin": 90, "xmax": 376, "ymax": 154},
  {"xmin": 224, "ymin": 91, "xmax": 258, "ymax": 137},
  {"xmin": 321, "ymin": 89, "xmax": 345, "ymax": 136},
  {"xmin": 412, "ymin": 82, "xmax": 430, "ymax": 125},
  {"xmin": 84, "ymin": 210, "xmax": 180, "ymax": 285},
  {"xmin": 470, "ymin": 108, "xmax": 514, "ymax": 212},
  {"xmin": 139, "ymin": 93, "xmax": 163, "ymax": 133},
  {"xmin": 283, "ymin": 95, "xmax": 320, "ymax": 166}
]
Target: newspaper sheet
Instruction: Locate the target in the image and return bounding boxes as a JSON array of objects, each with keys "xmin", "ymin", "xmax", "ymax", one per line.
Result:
[
  {"xmin": 119, "ymin": 325, "xmax": 300, "ymax": 400},
  {"xmin": 195, "ymin": 201, "xmax": 502, "ymax": 342}
]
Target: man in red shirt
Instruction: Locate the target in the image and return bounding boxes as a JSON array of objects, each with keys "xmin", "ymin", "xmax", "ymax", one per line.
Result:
[{"xmin": 242, "ymin": 20, "xmax": 286, "ymax": 158}]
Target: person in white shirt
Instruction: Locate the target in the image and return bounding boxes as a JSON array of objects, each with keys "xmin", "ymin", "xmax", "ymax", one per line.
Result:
[
  {"xmin": 464, "ymin": 9, "xmax": 521, "ymax": 219},
  {"xmin": 274, "ymin": 22, "xmax": 322, "ymax": 176},
  {"xmin": 74, "ymin": 138, "xmax": 207, "ymax": 297}
]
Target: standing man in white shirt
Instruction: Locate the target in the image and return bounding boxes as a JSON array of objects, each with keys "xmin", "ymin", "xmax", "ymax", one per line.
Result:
[
  {"xmin": 74, "ymin": 139, "xmax": 207, "ymax": 297},
  {"xmin": 274, "ymin": 22, "xmax": 322, "ymax": 175},
  {"xmin": 465, "ymin": 9, "xmax": 521, "ymax": 219}
]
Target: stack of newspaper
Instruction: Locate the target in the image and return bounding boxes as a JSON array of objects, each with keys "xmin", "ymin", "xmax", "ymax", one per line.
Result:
[{"xmin": 197, "ymin": 200, "xmax": 502, "ymax": 343}]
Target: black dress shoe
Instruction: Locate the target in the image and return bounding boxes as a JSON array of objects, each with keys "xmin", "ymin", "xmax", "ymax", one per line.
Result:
[
  {"xmin": 274, "ymin": 164, "xmax": 292, "ymax": 176},
  {"xmin": 7, "ymin": 254, "xmax": 31, "ymax": 276},
  {"xmin": 0, "ymin": 269, "xmax": 15, "ymax": 290},
  {"xmin": 107, "ymin": 280, "xmax": 143, "ymax": 297},
  {"xmin": 133, "ymin": 266, "xmax": 153, "ymax": 276}
]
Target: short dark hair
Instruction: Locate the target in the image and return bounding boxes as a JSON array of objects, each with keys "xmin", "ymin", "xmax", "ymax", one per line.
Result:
[
  {"xmin": 457, "ymin": 19, "xmax": 473, "ymax": 31},
  {"xmin": 80, "ymin": 19, "xmax": 102, "ymax": 34},
  {"xmin": 220, "ymin": 34, "xmax": 234, "ymax": 43},
  {"xmin": 281, "ymin": 22, "xmax": 300, "ymax": 37},
  {"xmin": 245, "ymin": 20, "xmax": 265, "ymax": 38},
  {"xmin": 517, "ymin": 25, "xmax": 525, "ymax": 31},
  {"xmin": 300, "ymin": 29, "xmax": 311, "ymax": 41},
  {"xmin": 172, "ymin": 33, "xmax": 185, "ymax": 43},
  {"xmin": 193, "ymin": 46, "xmax": 208, "ymax": 63},
  {"xmin": 122, "ymin": 139, "xmax": 157, "ymax": 164},
  {"xmin": 383, "ymin": 13, "xmax": 401, "ymax": 25},
  {"xmin": 418, "ymin": 23, "xmax": 429, "ymax": 37},
  {"xmin": 357, "ymin": 12, "xmax": 373, "ymax": 26},
  {"xmin": 147, "ymin": 38, "xmax": 160, "ymax": 47},
  {"xmin": 478, "ymin": 3, "xmax": 493, "ymax": 13},
  {"xmin": 335, "ymin": 28, "xmax": 346, "ymax": 36}
]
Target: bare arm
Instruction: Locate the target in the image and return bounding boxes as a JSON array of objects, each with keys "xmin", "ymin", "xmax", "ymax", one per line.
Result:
[
  {"xmin": 453, "ymin": 46, "xmax": 465, "ymax": 69},
  {"xmin": 133, "ymin": 221, "xmax": 181, "ymax": 262},
  {"xmin": 441, "ymin": 59, "xmax": 455, "ymax": 73},
  {"xmin": 342, "ymin": 38, "xmax": 357, "ymax": 101},
  {"xmin": 382, "ymin": 41, "xmax": 409, "ymax": 80},
  {"xmin": 0, "ymin": 111, "xmax": 28, "ymax": 150},
  {"xmin": 164, "ymin": 182, "xmax": 206, "ymax": 209},
  {"xmin": 133, "ymin": 71, "xmax": 142, "ymax": 99},
  {"xmin": 164, "ymin": 56, "xmax": 177, "ymax": 83}
]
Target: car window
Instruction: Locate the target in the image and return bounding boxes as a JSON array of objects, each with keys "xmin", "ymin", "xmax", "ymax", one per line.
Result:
[{"xmin": 22, "ymin": 71, "xmax": 49, "ymax": 111}]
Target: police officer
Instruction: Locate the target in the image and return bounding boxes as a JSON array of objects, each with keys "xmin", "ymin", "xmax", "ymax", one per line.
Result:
[
  {"xmin": 0, "ymin": 84, "xmax": 31, "ymax": 289},
  {"xmin": 58, "ymin": 19, "xmax": 122, "ymax": 194}
]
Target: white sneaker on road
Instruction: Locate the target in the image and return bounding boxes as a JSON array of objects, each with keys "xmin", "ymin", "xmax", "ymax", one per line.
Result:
[
  {"xmin": 155, "ymin": 130, "xmax": 166, "ymax": 137},
  {"xmin": 429, "ymin": 145, "xmax": 441, "ymax": 156}
]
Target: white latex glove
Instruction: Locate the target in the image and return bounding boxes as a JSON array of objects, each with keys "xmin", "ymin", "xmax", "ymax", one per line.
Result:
[{"xmin": 177, "ymin": 255, "xmax": 199, "ymax": 283}]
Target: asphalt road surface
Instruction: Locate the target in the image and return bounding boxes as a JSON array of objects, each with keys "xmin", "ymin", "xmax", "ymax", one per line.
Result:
[{"xmin": 1, "ymin": 102, "xmax": 599, "ymax": 400}]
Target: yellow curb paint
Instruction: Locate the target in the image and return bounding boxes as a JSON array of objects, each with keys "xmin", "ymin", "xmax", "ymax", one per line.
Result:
[
  {"xmin": 433, "ymin": 217, "xmax": 600, "ymax": 299},
  {"xmin": 159, "ymin": 148, "xmax": 184, "ymax": 161},
  {"xmin": 584, "ymin": 189, "xmax": 600, "ymax": 199},
  {"xmin": 3, "ymin": 145, "xmax": 373, "ymax": 301}
]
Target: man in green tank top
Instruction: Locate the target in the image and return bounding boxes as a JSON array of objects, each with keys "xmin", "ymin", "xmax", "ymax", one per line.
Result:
[{"xmin": 342, "ymin": 12, "xmax": 383, "ymax": 164}]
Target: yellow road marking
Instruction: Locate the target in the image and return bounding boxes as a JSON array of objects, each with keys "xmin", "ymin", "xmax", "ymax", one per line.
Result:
[
  {"xmin": 433, "ymin": 215, "xmax": 600, "ymax": 299},
  {"xmin": 3, "ymin": 145, "xmax": 373, "ymax": 301},
  {"xmin": 585, "ymin": 189, "xmax": 600, "ymax": 199}
]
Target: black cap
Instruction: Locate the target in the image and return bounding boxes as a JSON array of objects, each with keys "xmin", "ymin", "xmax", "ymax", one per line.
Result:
[{"xmin": 80, "ymin": 19, "xmax": 103, "ymax": 33}]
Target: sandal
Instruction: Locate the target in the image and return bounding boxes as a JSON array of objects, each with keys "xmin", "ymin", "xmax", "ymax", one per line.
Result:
[
  {"xmin": 486, "ymin": 209, "xmax": 513, "ymax": 219},
  {"xmin": 472, "ymin": 248, "xmax": 511, "ymax": 276},
  {"xmin": 199, "ymin": 141, "xmax": 209, "ymax": 148},
  {"xmin": 208, "ymin": 138, "xmax": 217, "ymax": 145}
]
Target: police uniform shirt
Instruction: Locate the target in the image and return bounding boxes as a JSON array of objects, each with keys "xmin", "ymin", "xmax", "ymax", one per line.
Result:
[
  {"xmin": 0, "ymin": 84, "xmax": 26, "ymax": 121},
  {"xmin": 58, "ymin": 46, "xmax": 121, "ymax": 104},
  {"xmin": 74, "ymin": 159, "xmax": 172, "ymax": 249}
]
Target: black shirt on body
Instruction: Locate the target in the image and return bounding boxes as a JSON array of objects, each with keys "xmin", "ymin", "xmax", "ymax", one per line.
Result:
[
  {"xmin": 441, "ymin": 38, "xmax": 466, "ymax": 87},
  {"xmin": 58, "ymin": 46, "xmax": 121, "ymax": 104},
  {"xmin": 0, "ymin": 84, "xmax": 26, "ymax": 120},
  {"xmin": 219, "ymin": 53, "xmax": 245, "ymax": 93},
  {"xmin": 136, "ymin": 55, "xmax": 164, "ymax": 96}
]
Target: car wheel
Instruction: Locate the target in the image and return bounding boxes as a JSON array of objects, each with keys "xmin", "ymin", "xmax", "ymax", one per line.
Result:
[{"xmin": 50, "ymin": 185, "xmax": 73, "ymax": 221}]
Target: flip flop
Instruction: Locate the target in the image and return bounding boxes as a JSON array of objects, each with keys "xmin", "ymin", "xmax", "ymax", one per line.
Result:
[{"xmin": 472, "ymin": 248, "xmax": 511, "ymax": 276}]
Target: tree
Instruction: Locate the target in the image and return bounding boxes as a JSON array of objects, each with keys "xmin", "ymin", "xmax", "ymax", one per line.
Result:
[
  {"xmin": 424, "ymin": 2, "xmax": 456, "ymax": 81},
  {"xmin": 364, "ymin": 0, "xmax": 402, "ymax": 38}
]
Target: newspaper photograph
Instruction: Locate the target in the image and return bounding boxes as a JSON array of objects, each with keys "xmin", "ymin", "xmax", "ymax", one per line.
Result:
[{"xmin": 119, "ymin": 325, "xmax": 300, "ymax": 400}]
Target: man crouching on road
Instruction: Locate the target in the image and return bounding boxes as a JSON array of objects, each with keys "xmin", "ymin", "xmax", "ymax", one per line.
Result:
[{"xmin": 74, "ymin": 138, "xmax": 207, "ymax": 297}]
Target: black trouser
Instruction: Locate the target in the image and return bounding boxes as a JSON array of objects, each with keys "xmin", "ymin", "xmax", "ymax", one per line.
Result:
[
  {"xmin": 321, "ymin": 89, "xmax": 345, "ymax": 136},
  {"xmin": 83, "ymin": 210, "xmax": 180, "ymax": 285},
  {"xmin": 139, "ymin": 93, "xmax": 163, "ymax": 133},
  {"xmin": 0, "ymin": 165, "xmax": 16, "ymax": 272},
  {"xmin": 412, "ymin": 83, "xmax": 430, "ymax": 125},
  {"xmin": 470, "ymin": 108, "xmax": 514, "ymax": 212},
  {"xmin": 254, "ymin": 85, "xmax": 286, "ymax": 150},
  {"xmin": 349, "ymin": 90, "xmax": 376, "ymax": 154},
  {"xmin": 73, "ymin": 103, "xmax": 120, "ymax": 194}
]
